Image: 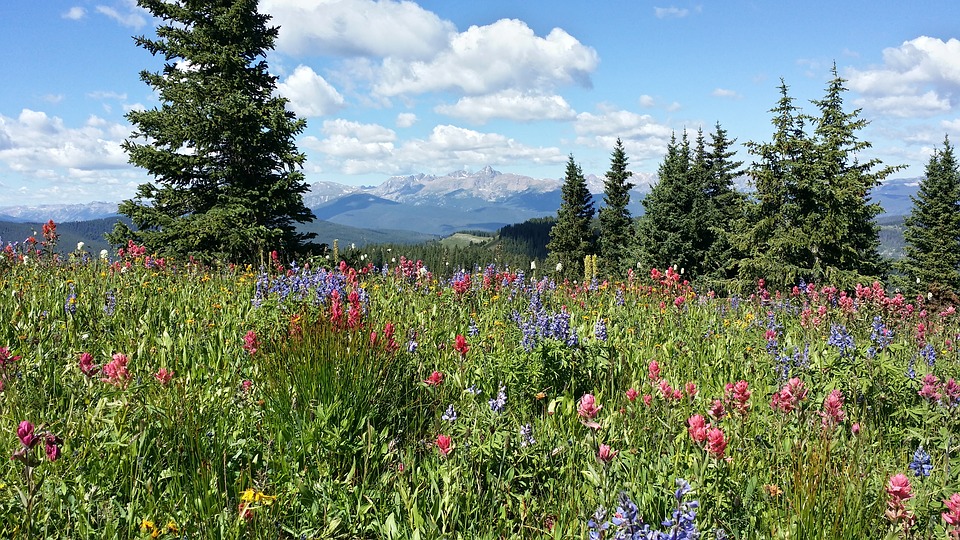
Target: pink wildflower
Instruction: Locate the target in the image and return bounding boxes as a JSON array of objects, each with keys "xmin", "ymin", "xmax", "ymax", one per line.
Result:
[
  {"xmin": 771, "ymin": 377, "xmax": 808, "ymax": 413},
  {"xmin": 642, "ymin": 394, "xmax": 652, "ymax": 407},
  {"xmin": 943, "ymin": 493, "xmax": 960, "ymax": 537},
  {"xmin": 578, "ymin": 393, "xmax": 602, "ymax": 419},
  {"xmin": 687, "ymin": 414, "xmax": 708, "ymax": 444},
  {"xmin": 435, "ymin": 434, "xmax": 452, "ymax": 457},
  {"xmin": 648, "ymin": 360, "xmax": 661, "ymax": 381},
  {"xmin": 44, "ymin": 434, "xmax": 60, "ymax": 462},
  {"xmin": 242, "ymin": 330, "xmax": 259, "ymax": 356},
  {"xmin": 919, "ymin": 373, "xmax": 943, "ymax": 402},
  {"xmin": 78, "ymin": 352, "xmax": 99, "ymax": 377},
  {"xmin": 724, "ymin": 380, "xmax": 751, "ymax": 415},
  {"xmin": 684, "ymin": 381, "xmax": 698, "ymax": 398},
  {"xmin": 424, "ymin": 370, "xmax": 444, "ymax": 387},
  {"xmin": 597, "ymin": 444, "xmax": 618, "ymax": 464},
  {"xmin": 625, "ymin": 388, "xmax": 638, "ymax": 402},
  {"xmin": 154, "ymin": 367, "xmax": 174, "ymax": 386},
  {"xmin": 17, "ymin": 421, "xmax": 36, "ymax": 448},
  {"xmin": 705, "ymin": 427, "xmax": 727, "ymax": 457},
  {"xmin": 101, "ymin": 353, "xmax": 131, "ymax": 387},
  {"xmin": 708, "ymin": 399, "xmax": 726, "ymax": 419},
  {"xmin": 454, "ymin": 334, "xmax": 470, "ymax": 357},
  {"xmin": 821, "ymin": 389, "xmax": 846, "ymax": 428}
]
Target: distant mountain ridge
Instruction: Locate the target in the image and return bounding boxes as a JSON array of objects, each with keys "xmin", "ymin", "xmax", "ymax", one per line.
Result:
[{"xmin": 0, "ymin": 169, "xmax": 922, "ymax": 233}]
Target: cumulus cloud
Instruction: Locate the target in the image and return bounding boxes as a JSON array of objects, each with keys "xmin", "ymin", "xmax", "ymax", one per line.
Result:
[
  {"xmin": 40, "ymin": 94, "xmax": 65, "ymax": 104},
  {"xmin": 654, "ymin": 6, "xmax": 689, "ymax": 18},
  {"xmin": 711, "ymin": 88, "xmax": 741, "ymax": 99},
  {"xmin": 304, "ymin": 120, "xmax": 564, "ymax": 175},
  {"xmin": 396, "ymin": 112, "xmax": 417, "ymax": 128},
  {"xmin": 62, "ymin": 7, "xmax": 86, "ymax": 20},
  {"xmin": 435, "ymin": 90, "xmax": 576, "ymax": 123},
  {"xmin": 0, "ymin": 109, "xmax": 130, "ymax": 174},
  {"xmin": 574, "ymin": 109, "xmax": 674, "ymax": 162},
  {"xmin": 95, "ymin": 2, "xmax": 147, "ymax": 28},
  {"xmin": 276, "ymin": 65, "xmax": 345, "ymax": 117},
  {"xmin": 261, "ymin": 0, "xmax": 455, "ymax": 59},
  {"xmin": 373, "ymin": 19, "xmax": 598, "ymax": 96},
  {"xmin": 847, "ymin": 36, "xmax": 960, "ymax": 118}
]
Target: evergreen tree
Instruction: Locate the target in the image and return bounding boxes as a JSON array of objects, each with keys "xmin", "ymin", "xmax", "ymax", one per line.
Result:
[
  {"xmin": 900, "ymin": 136, "xmax": 960, "ymax": 293},
  {"xmin": 810, "ymin": 64, "xmax": 900, "ymax": 283},
  {"xmin": 108, "ymin": 0, "xmax": 316, "ymax": 262},
  {"xmin": 736, "ymin": 80, "xmax": 820, "ymax": 289},
  {"xmin": 547, "ymin": 155, "xmax": 595, "ymax": 280},
  {"xmin": 598, "ymin": 138, "xmax": 634, "ymax": 278},
  {"xmin": 636, "ymin": 132, "xmax": 700, "ymax": 275},
  {"xmin": 700, "ymin": 122, "xmax": 746, "ymax": 282}
]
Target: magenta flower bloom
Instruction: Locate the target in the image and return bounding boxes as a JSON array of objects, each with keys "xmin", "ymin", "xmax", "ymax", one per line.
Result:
[
  {"xmin": 17, "ymin": 421, "xmax": 36, "ymax": 448},
  {"xmin": 705, "ymin": 427, "xmax": 727, "ymax": 457},
  {"xmin": 943, "ymin": 492, "xmax": 960, "ymax": 527},
  {"xmin": 597, "ymin": 444, "xmax": 618, "ymax": 464},
  {"xmin": 648, "ymin": 360, "xmax": 661, "ymax": 381},
  {"xmin": 435, "ymin": 434, "xmax": 452, "ymax": 457},
  {"xmin": 78, "ymin": 352, "xmax": 99, "ymax": 377},
  {"xmin": 44, "ymin": 434, "xmax": 60, "ymax": 462},
  {"xmin": 625, "ymin": 388, "xmax": 638, "ymax": 402},
  {"xmin": 771, "ymin": 377, "xmax": 808, "ymax": 413},
  {"xmin": 578, "ymin": 393, "xmax": 602, "ymax": 419},
  {"xmin": 242, "ymin": 330, "xmax": 259, "ymax": 356},
  {"xmin": 725, "ymin": 380, "xmax": 751, "ymax": 415},
  {"xmin": 887, "ymin": 474, "xmax": 913, "ymax": 501},
  {"xmin": 100, "ymin": 353, "xmax": 131, "ymax": 387},
  {"xmin": 821, "ymin": 389, "xmax": 847, "ymax": 428},
  {"xmin": 687, "ymin": 414, "xmax": 708, "ymax": 444},
  {"xmin": 154, "ymin": 367, "xmax": 174, "ymax": 386},
  {"xmin": 424, "ymin": 370, "xmax": 444, "ymax": 387}
]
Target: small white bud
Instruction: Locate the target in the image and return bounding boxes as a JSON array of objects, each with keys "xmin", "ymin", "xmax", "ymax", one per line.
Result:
[
  {"xmin": 530, "ymin": 261, "xmax": 536, "ymax": 270},
  {"xmin": 77, "ymin": 241, "xmax": 85, "ymax": 251},
  {"xmin": 100, "ymin": 249, "xmax": 109, "ymax": 260}
]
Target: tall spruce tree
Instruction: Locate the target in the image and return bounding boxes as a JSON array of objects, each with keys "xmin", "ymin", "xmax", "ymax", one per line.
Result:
[
  {"xmin": 810, "ymin": 64, "xmax": 899, "ymax": 283},
  {"xmin": 900, "ymin": 136, "xmax": 960, "ymax": 293},
  {"xmin": 736, "ymin": 81, "xmax": 819, "ymax": 289},
  {"xmin": 547, "ymin": 155, "xmax": 595, "ymax": 280},
  {"xmin": 636, "ymin": 132, "xmax": 700, "ymax": 275},
  {"xmin": 108, "ymin": 0, "xmax": 316, "ymax": 262},
  {"xmin": 700, "ymin": 122, "xmax": 746, "ymax": 282},
  {"xmin": 598, "ymin": 138, "xmax": 635, "ymax": 279}
]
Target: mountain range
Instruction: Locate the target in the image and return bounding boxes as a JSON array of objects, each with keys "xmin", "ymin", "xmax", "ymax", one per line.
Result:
[{"xmin": 0, "ymin": 167, "xmax": 920, "ymax": 246}]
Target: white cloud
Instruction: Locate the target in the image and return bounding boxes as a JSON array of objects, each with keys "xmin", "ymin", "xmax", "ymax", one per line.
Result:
[
  {"xmin": 396, "ymin": 113, "xmax": 417, "ymax": 128},
  {"xmin": 261, "ymin": 0, "xmax": 455, "ymax": 59},
  {"xmin": 374, "ymin": 19, "xmax": 598, "ymax": 96},
  {"xmin": 847, "ymin": 36, "xmax": 960, "ymax": 117},
  {"xmin": 854, "ymin": 91, "xmax": 950, "ymax": 118},
  {"xmin": 95, "ymin": 2, "xmax": 147, "ymax": 28},
  {"xmin": 40, "ymin": 94, "xmax": 65, "ymax": 104},
  {"xmin": 276, "ymin": 65, "xmax": 345, "ymax": 118},
  {"xmin": 435, "ymin": 90, "xmax": 576, "ymax": 124},
  {"xmin": 62, "ymin": 7, "xmax": 86, "ymax": 20},
  {"xmin": 304, "ymin": 120, "xmax": 564, "ymax": 175},
  {"xmin": 87, "ymin": 91, "xmax": 128, "ymax": 101},
  {"xmin": 0, "ymin": 109, "xmax": 130, "ymax": 174},
  {"xmin": 574, "ymin": 110, "xmax": 674, "ymax": 162},
  {"xmin": 654, "ymin": 6, "xmax": 689, "ymax": 18},
  {"xmin": 711, "ymin": 88, "xmax": 741, "ymax": 99},
  {"xmin": 638, "ymin": 95, "xmax": 656, "ymax": 108}
]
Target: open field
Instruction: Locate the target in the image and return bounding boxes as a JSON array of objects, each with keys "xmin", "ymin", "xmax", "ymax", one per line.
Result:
[{"xmin": 1, "ymin": 245, "xmax": 959, "ymax": 539}]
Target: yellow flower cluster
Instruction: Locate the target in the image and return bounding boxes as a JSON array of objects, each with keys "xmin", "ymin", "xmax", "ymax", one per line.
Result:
[
  {"xmin": 139, "ymin": 519, "xmax": 178, "ymax": 538},
  {"xmin": 241, "ymin": 488, "xmax": 277, "ymax": 505}
]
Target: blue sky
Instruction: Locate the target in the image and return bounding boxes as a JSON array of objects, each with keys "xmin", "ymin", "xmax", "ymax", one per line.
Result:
[{"xmin": 1, "ymin": 0, "xmax": 959, "ymax": 205}]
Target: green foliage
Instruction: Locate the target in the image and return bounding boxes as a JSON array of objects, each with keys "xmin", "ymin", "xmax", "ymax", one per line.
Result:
[
  {"xmin": 109, "ymin": 0, "xmax": 316, "ymax": 263},
  {"xmin": 547, "ymin": 155, "xmax": 596, "ymax": 280},
  {"xmin": 598, "ymin": 139, "xmax": 634, "ymax": 279},
  {"xmin": 4, "ymin": 230, "xmax": 960, "ymax": 539},
  {"xmin": 900, "ymin": 136, "xmax": 960, "ymax": 294},
  {"xmin": 734, "ymin": 70, "xmax": 901, "ymax": 291},
  {"xmin": 636, "ymin": 132, "xmax": 700, "ymax": 275}
]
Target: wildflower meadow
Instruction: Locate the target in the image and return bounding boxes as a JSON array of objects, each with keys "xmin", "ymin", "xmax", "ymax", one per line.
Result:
[{"xmin": 2, "ymin": 240, "xmax": 960, "ymax": 539}]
